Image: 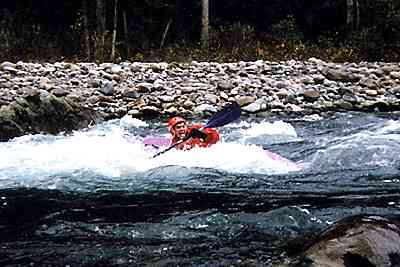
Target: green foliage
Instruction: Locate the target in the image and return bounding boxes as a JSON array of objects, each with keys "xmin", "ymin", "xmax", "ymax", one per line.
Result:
[
  {"xmin": 132, "ymin": 52, "xmax": 144, "ymax": 62},
  {"xmin": 347, "ymin": 27, "xmax": 384, "ymax": 61},
  {"xmin": 0, "ymin": 9, "xmax": 17, "ymax": 58},
  {"xmin": 208, "ymin": 23, "xmax": 259, "ymax": 61},
  {"xmin": 381, "ymin": 4, "xmax": 400, "ymax": 60},
  {"xmin": 271, "ymin": 15, "xmax": 303, "ymax": 42},
  {"xmin": 212, "ymin": 23, "xmax": 257, "ymax": 48},
  {"xmin": 0, "ymin": 0, "xmax": 399, "ymax": 63},
  {"xmin": 327, "ymin": 47, "xmax": 360, "ymax": 63},
  {"xmin": 316, "ymin": 32, "xmax": 340, "ymax": 48}
]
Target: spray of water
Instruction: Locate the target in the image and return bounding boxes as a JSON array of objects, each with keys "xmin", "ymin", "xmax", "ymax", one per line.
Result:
[{"xmin": 0, "ymin": 118, "xmax": 301, "ymax": 189}]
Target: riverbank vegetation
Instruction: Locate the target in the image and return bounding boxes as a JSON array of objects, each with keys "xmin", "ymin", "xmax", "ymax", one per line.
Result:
[{"xmin": 0, "ymin": 0, "xmax": 399, "ymax": 63}]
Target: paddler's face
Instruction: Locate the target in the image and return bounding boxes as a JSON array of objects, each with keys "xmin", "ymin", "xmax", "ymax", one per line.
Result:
[{"xmin": 172, "ymin": 122, "xmax": 188, "ymax": 140}]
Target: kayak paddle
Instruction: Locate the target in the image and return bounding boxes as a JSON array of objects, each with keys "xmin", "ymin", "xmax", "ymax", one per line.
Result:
[{"xmin": 152, "ymin": 102, "xmax": 241, "ymax": 158}]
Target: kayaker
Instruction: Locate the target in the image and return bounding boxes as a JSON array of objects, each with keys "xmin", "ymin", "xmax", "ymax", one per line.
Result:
[{"xmin": 168, "ymin": 116, "xmax": 220, "ymax": 150}]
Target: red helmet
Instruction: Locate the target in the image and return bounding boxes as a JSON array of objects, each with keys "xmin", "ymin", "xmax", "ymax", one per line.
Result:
[{"xmin": 168, "ymin": 116, "xmax": 186, "ymax": 132}]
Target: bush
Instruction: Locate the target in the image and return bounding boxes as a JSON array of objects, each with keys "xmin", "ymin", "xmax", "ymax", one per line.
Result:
[
  {"xmin": 347, "ymin": 27, "xmax": 385, "ymax": 61},
  {"xmin": 271, "ymin": 15, "xmax": 304, "ymax": 42}
]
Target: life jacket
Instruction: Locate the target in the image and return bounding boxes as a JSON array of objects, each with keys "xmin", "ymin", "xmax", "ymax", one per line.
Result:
[{"xmin": 170, "ymin": 124, "xmax": 219, "ymax": 151}]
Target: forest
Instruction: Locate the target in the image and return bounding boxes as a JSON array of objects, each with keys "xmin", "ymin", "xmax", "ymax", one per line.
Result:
[{"xmin": 0, "ymin": 0, "xmax": 399, "ymax": 63}]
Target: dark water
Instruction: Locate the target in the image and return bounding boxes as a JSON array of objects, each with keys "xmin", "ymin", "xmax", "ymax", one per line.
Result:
[{"xmin": 1, "ymin": 112, "xmax": 400, "ymax": 266}]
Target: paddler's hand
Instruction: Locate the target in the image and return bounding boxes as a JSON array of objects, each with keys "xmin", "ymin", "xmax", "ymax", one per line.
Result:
[{"xmin": 188, "ymin": 128, "xmax": 207, "ymax": 140}]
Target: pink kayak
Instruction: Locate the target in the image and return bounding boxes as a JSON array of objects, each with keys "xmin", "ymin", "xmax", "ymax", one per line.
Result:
[
  {"xmin": 143, "ymin": 136, "xmax": 302, "ymax": 171},
  {"xmin": 143, "ymin": 137, "xmax": 171, "ymax": 148}
]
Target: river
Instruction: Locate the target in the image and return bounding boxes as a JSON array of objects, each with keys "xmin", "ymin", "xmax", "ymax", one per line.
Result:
[{"xmin": 1, "ymin": 111, "xmax": 400, "ymax": 266}]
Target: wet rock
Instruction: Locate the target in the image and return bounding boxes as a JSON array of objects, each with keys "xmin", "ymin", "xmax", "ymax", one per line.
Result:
[
  {"xmin": 88, "ymin": 79, "xmax": 101, "ymax": 88},
  {"xmin": 217, "ymin": 80, "xmax": 233, "ymax": 91},
  {"xmin": 2, "ymin": 60, "xmax": 400, "ymax": 125},
  {"xmin": 322, "ymin": 67, "xmax": 360, "ymax": 83},
  {"xmin": 0, "ymin": 62, "xmax": 18, "ymax": 74},
  {"xmin": 302, "ymin": 77, "xmax": 315, "ymax": 85},
  {"xmin": 159, "ymin": 95, "xmax": 176, "ymax": 103},
  {"xmin": 276, "ymin": 89, "xmax": 289, "ymax": 98},
  {"xmin": 390, "ymin": 71, "xmax": 400, "ymax": 79},
  {"xmin": 390, "ymin": 86, "xmax": 400, "ymax": 96},
  {"xmin": 382, "ymin": 65, "xmax": 400, "ymax": 74},
  {"xmin": 219, "ymin": 91, "xmax": 229, "ymax": 100},
  {"xmin": 139, "ymin": 105, "xmax": 162, "ymax": 117},
  {"xmin": 313, "ymin": 75, "xmax": 325, "ymax": 84},
  {"xmin": 0, "ymin": 117, "xmax": 24, "ymax": 140},
  {"xmin": 52, "ymin": 88, "xmax": 69, "ymax": 97},
  {"xmin": 0, "ymin": 92, "xmax": 99, "ymax": 141},
  {"xmin": 110, "ymin": 65, "xmax": 123, "ymax": 74},
  {"xmin": 180, "ymin": 86, "xmax": 196, "ymax": 93},
  {"xmin": 336, "ymin": 100, "xmax": 353, "ymax": 110},
  {"xmin": 236, "ymin": 96, "xmax": 257, "ymax": 106},
  {"xmin": 70, "ymin": 79, "xmax": 80, "ymax": 86},
  {"xmin": 303, "ymin": 89, "xmax": 320, "ymax": 102},
  {"xmin": 342, "ymin": 94, "xmax": 359, "ymax": 103},
  {"xmin": 127, "ymin": 109, "xmax": 140, "ymax": 117},
  {"xmin": 338, "ymin": 86, "xmax": 354, "ymax": 95},
  {"xmin": 299, "ymin": 215, "xmax": 400, "ymax": 267},
  {"xmin": 182, "ymin": 100, "xmax": 195, "ymax": 109},
  {"xmin": 275, "ymin": 81, "xmax": 291, "ymax": 89},
  {"xmin": 193, "ymin": 104, "xmax": 218, "ymax": 115},
  {"xmin": 308, "ymin": 57, "xmax": 325, "ymax": 65},
  {"xmin": 204, "ymin": 93, "xmax": 219, "ymax": 104},
  {"xmin": 0, "ymin": 61, "xmax": 16, "ymax": 69},
  {"xmin": 122, "ymin": 88, "xmax": 139, "ymax": 99},
  {"xmin": 98, "ymin": 81, "xmax": 114, "ymax": 96},
  {"xmin": 285, "ymin": 103, "xmax": 304, "ymax": 112},
  {"xmin": 242, "ymin": 98, "xmax": 268, "ymax": 113},
  {"xmin": 164, "ymin": 105, "xmax": 179, "ymax": 114},
  {"xmin": 364, "ymin": 89, "xmax": 378, "ymax": 97},
  {"xmin": 359, "ymin": 77, "xmax": 379, "ymax": 90},
  {"xmin": 136, "ymin": 82, "xmax": 152, "ymax": 93}
]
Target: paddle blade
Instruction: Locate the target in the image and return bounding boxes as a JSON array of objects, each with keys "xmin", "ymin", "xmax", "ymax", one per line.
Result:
[{"xmin": 204, "ymin": 102, "xmax": 241, "ymax": 128}]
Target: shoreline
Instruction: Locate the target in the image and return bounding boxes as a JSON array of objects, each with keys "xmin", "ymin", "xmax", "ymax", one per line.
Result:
[{"xmin": 1, "ymin": 59, "xmax": 400, "ymax": 139}]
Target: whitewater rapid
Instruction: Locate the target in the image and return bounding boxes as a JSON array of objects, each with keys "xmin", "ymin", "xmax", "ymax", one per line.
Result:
[{"xmin": 0, "ymin": 116, "xmax": 302, "ymax": 189}]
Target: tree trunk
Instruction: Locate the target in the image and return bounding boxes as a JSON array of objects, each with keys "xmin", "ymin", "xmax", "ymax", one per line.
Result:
[
  {"xmin": 160, "ymin": 18, "xmax": 172, "ymax": 48},
  {"xmin": 95, "ymin": 0, "xmax": 106, "ymax": 62},
  {"xmin": 82, "ymin": 0, "xmax": 91, "ymax": 60},
  {"xmin": 111, "ymin": 0, "xmax": 118, "ymax": 62},
  {"xmin": 355, "ymin": 0, "xmax": 359, "ymax": 29},
  {"xmin": 201, "ymin": 0, "xmax": 209, "ymax": 51},
  {"xmin": 175, "ymin": 0, "xmax": 186, "ymax": 41},
  {"xmin": 346, "ymin": 0, "xmax": 354, "ymax": 31},
  {"xmin": 123, "ymin": 9, "xmax": 129, "ymax": 58}
]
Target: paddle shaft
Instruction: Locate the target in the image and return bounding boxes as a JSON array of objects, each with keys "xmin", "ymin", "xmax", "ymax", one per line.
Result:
[
  {"xmin": 152, "ymin": 102, "xmax": 241, "ymax": 158},
  {"xmin": 151, "ymin": 126, "xmax": 205, "ymax": 158}
]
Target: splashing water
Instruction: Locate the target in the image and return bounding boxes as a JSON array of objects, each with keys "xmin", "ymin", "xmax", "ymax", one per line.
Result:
[{"xmin": 0, "ymin": 118, "xmax": 302, "ymax": 189}]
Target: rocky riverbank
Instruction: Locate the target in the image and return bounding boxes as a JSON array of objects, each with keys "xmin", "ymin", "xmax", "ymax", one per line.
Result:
[{"xmin": 1, "ymin": 59, "xmax": 400, "ymax": 139}]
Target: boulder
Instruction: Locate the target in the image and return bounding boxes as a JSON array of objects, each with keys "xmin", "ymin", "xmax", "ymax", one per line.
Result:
[
  {"xmin": 303, "ymin": 89, "xmax": 320, "ymax": 102},
  {"xmin": 300, "ymin": 215, "xmax": 400, "ymax": 267},
  {"xmin": 322, "ymin": 67, "xmax": 360, "ymax": 83},
  {"xmin": 0, "ymin": 90, "xmax": 99, "ymax": 141},
  {"xmin": 98, "ymin": 81, "xmax": 114, "ymax": 96}
]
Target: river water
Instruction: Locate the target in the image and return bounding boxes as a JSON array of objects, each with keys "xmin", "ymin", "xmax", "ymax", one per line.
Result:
[{"xmin": 1, "ymin": 112, "xmax": 400, "ymax": 266}]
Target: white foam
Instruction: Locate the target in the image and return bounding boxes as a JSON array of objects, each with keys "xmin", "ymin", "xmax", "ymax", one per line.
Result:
[
  {"xmin": 225, "ymin": 120, "xmax": 252, "ymax": 128},
  {"xmin": 241, "ymin": 121, "xmax": 298, "ymax": 137},
  {"xmin": 0, "ymin": 127, "xmax": 147, "ymax": 179},
  {"xmin": 119, "ymin": 115, "xmax": 149, "ymax": 128},
  {"xmin": 145, "ymin": 142, "xmax": 298, "ymax": 174},
  {"xmin": 376, "ymin": 120, "xmax": 400, "ymax": 135},
  {"xmin": 0, "ymin": 123, "xmax": 299, "ymax": 182}
]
